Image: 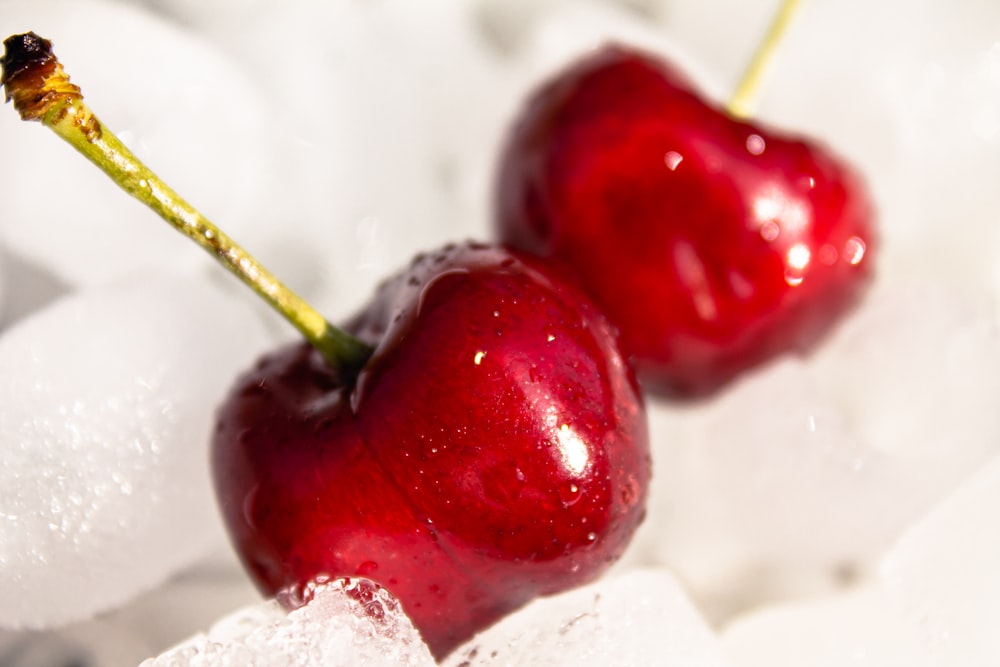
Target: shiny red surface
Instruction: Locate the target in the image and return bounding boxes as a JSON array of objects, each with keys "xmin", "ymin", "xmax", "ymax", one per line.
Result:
[
  {"xmin": 497, "ymin": 45, "xmax": 876, "ymax": 397},
  {"xmin": 212, "ymin": 242, "xmax": 650, "ymax": 659}
]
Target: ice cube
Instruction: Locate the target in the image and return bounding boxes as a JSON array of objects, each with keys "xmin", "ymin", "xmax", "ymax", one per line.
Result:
[
  {"xmin": 645, "ymin": 281, "xmax": 1000, "ymax": 617},
  {"xmin": 722, "ymin": 586, "xmax": 928, "ymax": 667},
  {"xmin": 444, "ymin": 569, "xmax": 732, "ymax": 667},
  {"xmin": 678, "ymin": 360, "xmax": 876, "ymax": 564},
  {"xmin": 882, "ymin": 454, "xmax": 1000, "ymax": 665},
  {"xmin": 813, "ymin": 282, "xmax": 1000, "ymax": 523},
  {"xmin": 140, "ymin": 577, "xmax": 435, "ymax": 667},
  {"xmin": 0, "ymin": 272, "xmax": 274, "ymax": 628},
  {"xmin": 0, "ymin": 0, "xmax": 272, "ymax": 288},
  {"xmin": 643, "ymin": 361, "xmax": 879, "ymax": 620}
]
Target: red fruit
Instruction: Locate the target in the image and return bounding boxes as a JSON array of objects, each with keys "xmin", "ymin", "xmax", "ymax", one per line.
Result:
[
  {"xmin": 212, "ymin": 242, "xmax": 649, "ymax": 658},
  {"xmin": 496, "ymin": 45, "xmax": 876, "ymax": 397}
]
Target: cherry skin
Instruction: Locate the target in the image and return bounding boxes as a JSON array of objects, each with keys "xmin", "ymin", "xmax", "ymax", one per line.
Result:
[
  {"xmin": 496, "ymin": 45, "xmax": 876, "ymax": 397},
  {"xmin": 212, "ymin": 242, "xmax": 650, "ymax": 659}
]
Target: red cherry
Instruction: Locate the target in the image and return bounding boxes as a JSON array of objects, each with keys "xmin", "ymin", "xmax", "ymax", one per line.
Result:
[
  {"xmin": 0, "ymin": 35, "xmax": 648, "ymax": 659},
  {"xmin": 496, "ymin": 45, "xmax": 876, "ymax": 397},
  {"xmin": 212, "ymin": 242, "xmax": 650, "ymax": 659}
]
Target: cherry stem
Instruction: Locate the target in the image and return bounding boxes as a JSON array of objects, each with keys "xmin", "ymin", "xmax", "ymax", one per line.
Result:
[
  {"xmin": 1, "ymin": 32, "xmax": 373, "ymax": 376},
  {"xmin": 727, "ymin": 0, "xmax": 803, "ymax": 119}
]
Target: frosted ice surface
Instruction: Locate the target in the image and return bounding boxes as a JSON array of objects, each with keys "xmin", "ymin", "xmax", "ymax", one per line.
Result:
[
  {"xmin": 0, "ymin": 0, "xmax": 271, "ymax": 288},
  {"xmin": 0, "ymin": 273, "xmax": 273, "ymax": 628},
  {"xmin": 722, "ymin": 586, "xmax": 928, "ymax": 667},
  {"xmin": 444, "ymin": 569, "xmax": 732, "ymax": 667},
  {"xmin": 882, "ymin": 454, "xmax": 1000, "ymax": 665},
  {"xmin": 141, "ymin": 577, "xmax": 435, "ymax": 667}
]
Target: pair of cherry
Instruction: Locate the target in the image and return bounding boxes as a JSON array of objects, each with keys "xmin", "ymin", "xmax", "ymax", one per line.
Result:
[
  {"xmin": 216, "ymin": 45, "xmax": 874, "ymax": 658},
  {"xmin": 2, "ymin": 32, "xmax": 874, "ymax": 660}
]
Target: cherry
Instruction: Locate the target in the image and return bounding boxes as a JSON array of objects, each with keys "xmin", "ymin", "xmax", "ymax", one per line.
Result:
[
  {"xmin": 2, "ymin": 35, "xmax": 650, "ymax": 659},
  {"xmin": 496, "ymin": 44, "xmax": 876, "ymax": 397},
  {"xmin": 213, "ymin": 242, "xmax": 649, "ymax": 657}
]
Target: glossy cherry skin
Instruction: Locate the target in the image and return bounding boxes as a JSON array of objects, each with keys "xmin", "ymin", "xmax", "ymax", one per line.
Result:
[
  {"xmin": 212, "ymin": 242, "xmax": 650, "ymax": 658},
  {"xmin": 497, "ymin": 45, "xmax": 876, "ymax": 397}
]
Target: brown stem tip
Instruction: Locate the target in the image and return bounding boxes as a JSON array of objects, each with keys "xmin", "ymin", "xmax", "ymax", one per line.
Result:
[{"xmin": 1, "ymin": 32, "xmax": 82, "ymax": 123}]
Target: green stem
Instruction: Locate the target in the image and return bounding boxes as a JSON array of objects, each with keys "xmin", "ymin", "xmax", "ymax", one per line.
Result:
[
  {"xmin": 1, "ymin": 32, "xmax": 373, "ymax": 376},
  {"xmin": 727, "ymin": 0, "xmax": 803, "ymax": 119}
]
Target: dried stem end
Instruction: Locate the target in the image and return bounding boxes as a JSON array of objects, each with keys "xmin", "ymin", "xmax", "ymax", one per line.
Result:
[{"xmin": 1, "ymin": 32, "xmax": 91, "ymax": 131}]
